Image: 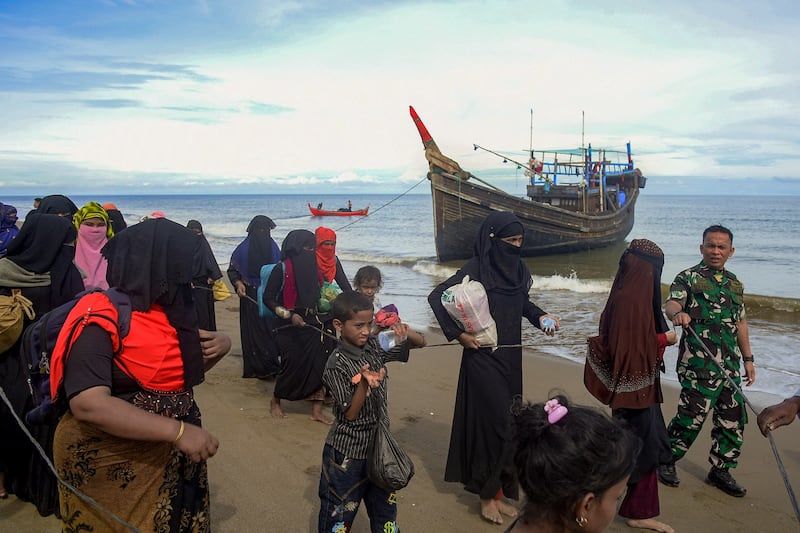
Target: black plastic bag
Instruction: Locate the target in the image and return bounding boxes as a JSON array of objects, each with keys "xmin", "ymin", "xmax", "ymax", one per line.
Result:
[{"xmin": 367, "ymin": 419, "xmax": 415, "ymax": 491}]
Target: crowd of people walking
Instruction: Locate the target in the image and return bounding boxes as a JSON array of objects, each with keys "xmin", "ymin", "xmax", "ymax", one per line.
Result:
[{"xmin": 0, "ymin": 195, "xmax": 790, "ymax": 532}]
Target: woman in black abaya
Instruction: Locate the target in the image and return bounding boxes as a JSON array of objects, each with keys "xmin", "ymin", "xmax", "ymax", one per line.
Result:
[
  {"xmin": 263, "ymin": 229, "xmax": 347, "ymax": 425},
  {"xmin": 0, "ymin": 214, "xmax": 83, "ymax": 515},
  {"xmin": 227, "ymin": 216, "xmax": 281, "ymax": 378},
  {"xmin": 428, "ymin": 212, "xmax": 560, "ymax": 526},
  {"xmin": 187, "ymin": 220, "xmax": 223, "ymax": 331}
]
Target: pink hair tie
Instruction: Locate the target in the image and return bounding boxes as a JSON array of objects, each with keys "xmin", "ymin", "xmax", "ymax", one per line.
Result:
[{"xmin": 544, "ymin": 398, "xmax": 568, "ymax": 424}]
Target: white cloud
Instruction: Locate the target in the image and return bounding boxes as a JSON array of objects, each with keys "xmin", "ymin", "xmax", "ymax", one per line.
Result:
[{"xmin": 0, "ymin": 1, "xmax": 798, "ymax": 194}]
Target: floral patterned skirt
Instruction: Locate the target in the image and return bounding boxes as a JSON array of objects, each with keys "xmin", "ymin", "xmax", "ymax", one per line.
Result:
[{"xmin": 53, "ymin": 408, "xmax": 210, "ymax": 533}]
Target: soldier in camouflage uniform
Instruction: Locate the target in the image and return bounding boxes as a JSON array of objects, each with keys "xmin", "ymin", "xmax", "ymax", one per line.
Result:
[{"xmin": 658, "ymin": 225, "xmax": 755, "ymax": 498}]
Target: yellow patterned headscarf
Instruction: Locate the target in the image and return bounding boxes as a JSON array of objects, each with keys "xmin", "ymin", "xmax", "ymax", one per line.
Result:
[{"xmin": 73, "ymin": 201, "xmax": 114, "ymax": 239}]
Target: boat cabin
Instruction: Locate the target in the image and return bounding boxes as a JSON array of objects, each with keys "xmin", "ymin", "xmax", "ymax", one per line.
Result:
[{"xmin": 525, "ymin": 143, "xmax": 644, "ymax": 214}]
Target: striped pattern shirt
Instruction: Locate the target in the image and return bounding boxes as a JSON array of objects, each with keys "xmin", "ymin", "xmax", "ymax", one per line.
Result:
[{"xmin": 322, "ymin": 336, "xmax": 410, "ymax": 459}]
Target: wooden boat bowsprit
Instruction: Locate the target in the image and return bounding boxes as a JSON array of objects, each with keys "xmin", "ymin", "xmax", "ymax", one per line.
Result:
[{"xmin": 409, "ymin": 106, "xmax": 646, "ymax": 262}]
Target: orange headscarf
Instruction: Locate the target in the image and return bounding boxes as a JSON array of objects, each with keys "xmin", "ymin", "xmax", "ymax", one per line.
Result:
[{"xmin": 315, "ymin": 226, "xmax": 337, "ymax": 282}]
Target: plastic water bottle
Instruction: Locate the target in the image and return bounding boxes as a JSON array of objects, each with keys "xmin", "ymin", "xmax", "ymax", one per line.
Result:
[
  {"xmin": 378, "ymin": 330, "xmax": 397, "ymax": 351},
  {"xmin": 541, "ymin": 317, "xmax": 556, "ymax": 333}
]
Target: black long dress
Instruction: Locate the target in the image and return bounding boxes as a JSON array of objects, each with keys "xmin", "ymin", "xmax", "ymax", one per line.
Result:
[
  {"xmin": 187, "ymin": 221, "xmax": 222, "ymax": 331},
  {"xmin": 263, "ymin": 229, "xmax": 351, "ymax": 401},
  {"xmin": 428, "ymin": 212, "xmax": 547, "ymax": 500},
  {"xmin": 0, "ymin": 214, "xmax": 83, "ymax": 517},
  {"xmin": 227, "ymin": 216, "xmax": 282, "ymax": 378}
]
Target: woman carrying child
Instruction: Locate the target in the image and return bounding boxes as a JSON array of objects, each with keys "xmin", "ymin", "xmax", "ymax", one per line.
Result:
[
  {"xmin": 318, "ymin": 290, "xmax": 425, "ymax": 532},
  {"xmin": 263, "ymin": 229, "xmax": 349, "ymax": 424},
  {"xmin": 428, "ymin": 211, "xmax": 560, "ymax": 526}
]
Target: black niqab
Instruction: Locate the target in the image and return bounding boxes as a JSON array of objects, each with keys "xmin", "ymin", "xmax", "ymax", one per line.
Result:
[
  {"xmin": 246, "ymin": 215, "xmax": 276, "ymax": 279},
  {"xmin": 281, "ymin": 229, "xmax": 319, "ymax": 308},
  {"xmin": 101, "ymin": 218, "xmax": 204, "ymax": 388},
  {"xmin": 106, "ymin": 209, "xmax": 127, "ymax": 232},
  {"xmin": 473, "ymin": 212, "xmax": 532, "ymax": 295},
  {"xmin": 36, "ymin": 194, "xmax": 79, "ymax": 218},
  {"xmin": 5, "ymin": 213, "xmax": 84, "ymax": 301},
  {"xmin": 6, "ymin": 213, "xmax": 76, "ymax": 273},
  {"xmin": 187, "ymin": 220, "xmax": 222, "ymax": 281}
]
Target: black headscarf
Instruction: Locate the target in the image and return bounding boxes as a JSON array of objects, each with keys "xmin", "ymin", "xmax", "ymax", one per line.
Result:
[
  {"xmin": 106, "ymin": 209, "xmax": 128, "ymax": 233},
  {"xmin": 5, "ymin": 213, "xmax": 84, "ymax": 303},
  {"xmin": 101, "ymin": 218, "xmax": 204, "ymax": 388},
  {"xmin": 36, "ymin": 194, "xmax": 79, "ymax": 218},
  {"xmin": 246, "ymin": 215, "xmax": 276, "ymax": 279},
  {"xmin": 473, "ymin": 212, "xmax": 532, "ymax": 295},
  {"xmin": 187, "ymin": 220, "xmax": 222, "ymax": 281},
  {"xmin": 281, "ymin": 229, "xmax": 319, "ymax": 309}
]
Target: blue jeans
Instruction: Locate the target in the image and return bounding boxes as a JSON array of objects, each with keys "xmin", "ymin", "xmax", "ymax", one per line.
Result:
[{"xmin": 318, "ymin": 444, "xmax": 399, "ymax": 533}]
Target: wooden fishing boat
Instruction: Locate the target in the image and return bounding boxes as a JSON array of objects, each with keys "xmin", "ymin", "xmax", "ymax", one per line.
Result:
[
  {"xmin": 308, "ymin": 203, "xmax": 369, "ymax": 217},
  {"xmin": 409, "ymin": 106, "xmax": 646, "ymax": 262}
]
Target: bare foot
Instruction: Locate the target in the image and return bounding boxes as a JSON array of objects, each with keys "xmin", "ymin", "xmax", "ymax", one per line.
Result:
[
  {"xmin": 626, "ymin": 518, "xmax": 674, "ymax": 533},
  {"xmin": 270, "ymin": 398, "xmax": 287, "ymax": 419},
  {"xmin": 480, "ymin": 499, "xmax": 503, "ymax": 525},
  {"xmin": 310, "ymin": 413, "xmax": 334, "ymax": 425},
  {"xmin": 496, "ymin": 500, "xmax": 518, "ymax": 518}
]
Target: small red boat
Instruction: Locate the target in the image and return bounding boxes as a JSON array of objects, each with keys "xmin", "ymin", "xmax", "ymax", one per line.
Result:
[{"xmin": 308, "ymin": 203, "xmax": 369, "ymax": 217}]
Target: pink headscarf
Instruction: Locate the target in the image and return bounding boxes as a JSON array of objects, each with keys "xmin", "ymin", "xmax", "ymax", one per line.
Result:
[{"xmin": 75, "ymin": 224, "xmax": 109, "ymax": 290}]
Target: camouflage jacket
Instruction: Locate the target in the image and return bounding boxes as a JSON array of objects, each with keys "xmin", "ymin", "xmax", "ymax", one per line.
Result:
[{"xmin": 667, "ymin": 262, "xmax": 746, "ymax": 379}]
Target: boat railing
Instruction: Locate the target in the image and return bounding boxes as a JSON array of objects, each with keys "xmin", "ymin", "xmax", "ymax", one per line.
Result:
[{"xmin": 529, "ymin": 160, "xmax": 634, "ymax": 187}]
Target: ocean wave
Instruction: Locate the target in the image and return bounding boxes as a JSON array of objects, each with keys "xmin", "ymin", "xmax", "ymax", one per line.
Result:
[
  {"xmin": 412, "ymin": 261, "xmax": 459, "ymax": 279},
  {"xmin": 746, "ymin": 293, "xmax": 800, "ymax": 320},
  {"xmin": 532, "ymin": 272, "xmax": 611, "ymax": 294},
  {"xmin": 337, "ymin": 252, "xmax": 430, "ymax": 266}
]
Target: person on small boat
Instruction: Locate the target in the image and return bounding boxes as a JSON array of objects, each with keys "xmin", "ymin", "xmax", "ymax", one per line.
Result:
[{"xmin": 317, "ymin": 202, "xmax": 323, "ymax": 210}]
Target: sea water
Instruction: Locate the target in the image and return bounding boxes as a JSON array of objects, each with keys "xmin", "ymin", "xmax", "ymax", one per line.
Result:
[{"xmin": 5, "ymin": 192, "xmax": 798, "ymax": 399}]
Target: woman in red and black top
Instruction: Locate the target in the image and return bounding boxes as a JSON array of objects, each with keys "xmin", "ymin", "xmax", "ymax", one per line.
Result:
[{"xmin": 51, "ymin": 218, "xmax": 228, "ymax": 533}]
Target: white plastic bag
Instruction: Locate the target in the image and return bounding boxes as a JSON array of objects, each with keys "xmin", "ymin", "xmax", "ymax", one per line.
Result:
[{"xmin": 441, "ymin": 275, "xmax": 498, "ymax": 348}]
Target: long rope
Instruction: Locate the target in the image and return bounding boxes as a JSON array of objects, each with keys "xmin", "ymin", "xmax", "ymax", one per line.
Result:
[
  {"xmin": 333, "ymin": 177, "xmax": 428, "ymax": 232},
  {"xmin": 684, "ymin": 325, "xmax": 799, "ymax": 523},
  {"xmin": 0, "ymin": 385, "xmax": 141, "ymax": 532}
]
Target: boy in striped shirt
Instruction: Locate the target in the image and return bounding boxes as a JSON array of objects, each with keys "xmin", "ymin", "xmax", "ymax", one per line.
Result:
[{"xmin": 318, "ymin": 290, "xmax": 425, "ymax": 533}]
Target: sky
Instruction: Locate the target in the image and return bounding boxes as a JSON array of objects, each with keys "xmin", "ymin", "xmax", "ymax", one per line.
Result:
[{"xmin": 1, "ymin": 0, "xmax": 799, "ymax": 196}]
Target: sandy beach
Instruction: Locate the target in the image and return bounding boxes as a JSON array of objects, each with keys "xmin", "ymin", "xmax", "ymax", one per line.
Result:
[{"xmin": 2, "ymin": 293, "xmax": 798, "ymax": 533}]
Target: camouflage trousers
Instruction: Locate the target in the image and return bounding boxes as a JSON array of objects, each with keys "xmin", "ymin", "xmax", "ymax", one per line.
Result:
[{"xmin": 666, "ymin": 370, "xmax": 747, "ymax": 470}]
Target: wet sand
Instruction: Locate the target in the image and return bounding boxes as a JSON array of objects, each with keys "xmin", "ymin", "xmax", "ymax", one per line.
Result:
[{"xmin": 2, "ymin": 298, "xmax": 799, "ymax": 532}]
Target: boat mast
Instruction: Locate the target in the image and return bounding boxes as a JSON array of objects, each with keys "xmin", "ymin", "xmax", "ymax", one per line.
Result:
[
  {"xmin": 529, "ymin": 108, "xmax": 533, "ymax": 156},
  {"xmin": 581, "ymin": 110, "xmax": 585, "ymax": 150}
]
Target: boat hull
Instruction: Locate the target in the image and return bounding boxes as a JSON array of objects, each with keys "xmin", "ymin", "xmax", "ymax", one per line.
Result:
[
  {"xmin": 308, "ymin": 204, "xmax": 369, "ymax": 217},
  {"xmin": 429, "ymin": 171, "xmax": 639, "ymax": 262}
]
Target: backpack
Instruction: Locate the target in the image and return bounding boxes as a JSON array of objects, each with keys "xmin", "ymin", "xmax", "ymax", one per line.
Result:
[
  {"xmin": 257, "ymin": 261, "xmax": 284, "ymax": 319},
  {"xmin": 20, "ymin": 288, "xmax": 132, "ymax": 425}
]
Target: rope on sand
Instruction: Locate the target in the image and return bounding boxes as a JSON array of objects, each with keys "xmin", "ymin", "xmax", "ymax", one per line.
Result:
[{"xmin": 685, "ymin": 325, "xmax": 799, "ymax": 523}]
